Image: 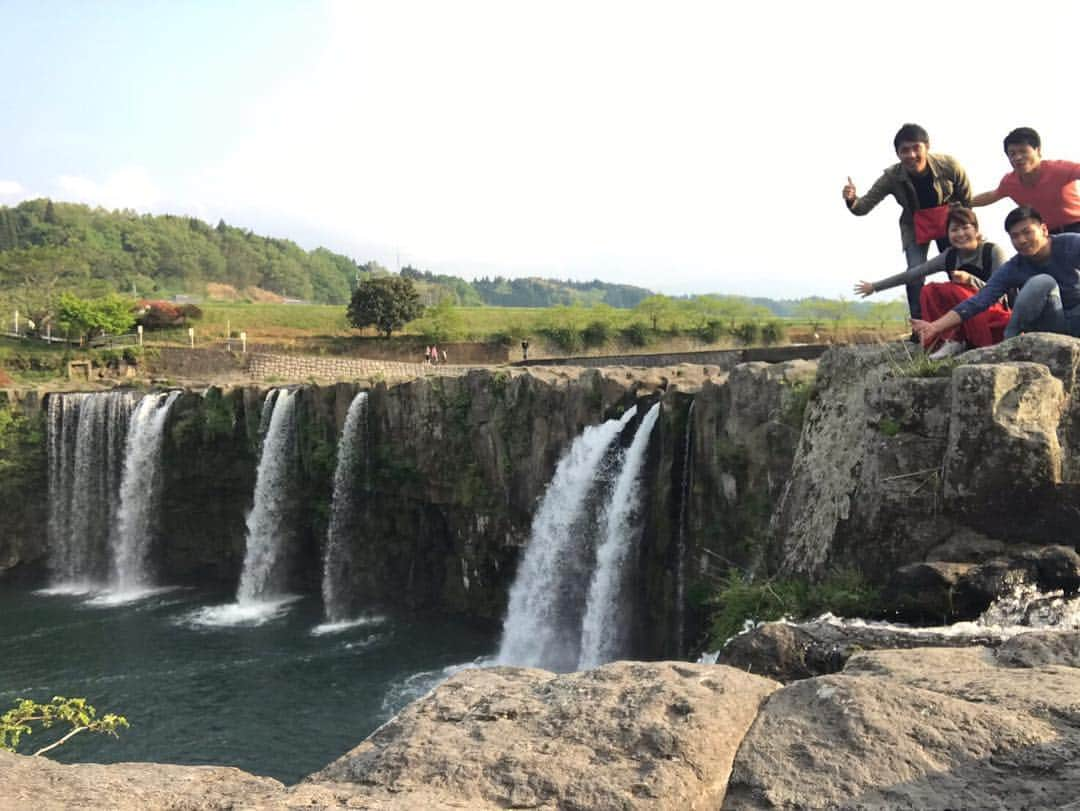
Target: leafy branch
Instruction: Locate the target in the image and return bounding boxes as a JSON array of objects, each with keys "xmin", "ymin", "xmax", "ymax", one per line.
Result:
[{"xmin": 1, "ymin": 696, "xmax": 129, "ymax": 757}]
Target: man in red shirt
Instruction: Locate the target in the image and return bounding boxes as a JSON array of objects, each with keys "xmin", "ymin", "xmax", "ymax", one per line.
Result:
[{"xmin": 972, "ymin": 128, "xmax": 1080, "ymax": 234}]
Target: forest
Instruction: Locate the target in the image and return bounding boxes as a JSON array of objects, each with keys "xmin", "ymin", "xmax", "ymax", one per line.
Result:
[{"xmin": 0, "ymin": 200, "xmax": 655, "ymax": 318}]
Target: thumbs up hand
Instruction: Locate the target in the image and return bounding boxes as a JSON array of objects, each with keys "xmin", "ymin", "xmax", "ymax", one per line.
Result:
[{"xmin": 842, "ymin": 176, "xmax": 857, "ymax": 202}]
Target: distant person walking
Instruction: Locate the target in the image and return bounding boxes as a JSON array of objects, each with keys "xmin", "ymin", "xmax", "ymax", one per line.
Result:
[
  {"xmin": 843, "ymin": 123, "xmax": 972, "ymax": 321},
  {"xmin": 424, "ymin": 345, "xmax": 432, "ymax": 364},
  {"xmin": 521, "ymin": 340, "xmax": 529, "ymax": 361},
  {"xmin": 440, "ymin": 348, "xmax": 448, "ymax": 364},
  {"xmin": 971, "ymin": 127, "xmax": 1080, "ymax": 234},
  {"xmin": 431, "ymin": 344, "xmax": 439, "ymax": 364}
]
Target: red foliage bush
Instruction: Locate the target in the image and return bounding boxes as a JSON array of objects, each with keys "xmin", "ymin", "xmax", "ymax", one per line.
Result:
[{"xmin": 136, "ymin": 300, "xmax": 185, "ymax": 329}]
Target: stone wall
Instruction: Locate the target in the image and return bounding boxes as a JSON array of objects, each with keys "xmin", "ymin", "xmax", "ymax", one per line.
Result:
[
  {"xmin": 246, "ymin": 353, "xmax": 465, "ymax": 381},
  {"xmin": 518, "ymin": 344, "xmax": 826, "ymax": 369},
  {"xmin": 150, "ymin": 347, "xmax": 245, "ymax": 378},
  {"xmin": 147, "ymin": 347, "xmax": 469, "ymax": 382}
]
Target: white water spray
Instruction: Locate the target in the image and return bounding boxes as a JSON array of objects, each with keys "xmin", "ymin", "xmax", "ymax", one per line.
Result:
[
  {"xmin": 321, "ymin": 391, "xmax": 368, "ymax": 622},
  {"xmin": 236, "ymin": 388, "xmax": 299, "ymax": 604},
  {"xmin": 109, "ymin": 391, "xmax": 181, "ymax": 593},
  {"xmin": 496, "ymin": 407, "xmax": 637, "ymax": 671},
  {"xmin": 578, "ymin": 402, "xmax": 661, "ymax": 669},
  {"xmin": 46, "ymin": 391, "xmax": 136, "ymax": 588}
]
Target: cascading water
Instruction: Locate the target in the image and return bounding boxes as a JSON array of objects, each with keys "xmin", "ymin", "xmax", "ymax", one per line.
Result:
[
  {"xmin": 496, "ymin": 406, "xmax": 637, "ymax": 671},
  {"xmin": 236, "ymin": 388, "xmax": 299, "ymax": 605},
  {"xmin": 109, "ymin": 391, "xmax": 181, "ymax": 594},
  {"xmin": 321, "ymin": 391, "xmax": 369, "ymax": 623},
  {"xmin": 578, "ymin": 402, "xmax": 661, "ymax": 670},
  {"xmin": 46, "ymin": 391, "xmax": 136, "ymax": 589},
  {"xmin": 674, "ymin": 399, "xmax": 695, "ymax": 658}
]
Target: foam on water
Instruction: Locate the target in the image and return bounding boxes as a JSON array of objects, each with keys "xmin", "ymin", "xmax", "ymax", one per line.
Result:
[
  {"xmin": 698, "ymin": 583, "xmax": 1080, "ymax": 663},
  {"xmin": 181, "ymin": 595, "xmax": 303, "ymax": 629},
  {"xmin": 379, "ymin": 657, "xmax": 493, "ymax": 719},
  {"xmin": 311, "ymin": 615, "xmax": 387, "ymax": 636},
  {"xmin": 35, "ymin": 582, "xmax": 98, "ymax": 597},
  {"xmin": 83, "ymin": 585, "xmax": 182, "ymax": 608}
]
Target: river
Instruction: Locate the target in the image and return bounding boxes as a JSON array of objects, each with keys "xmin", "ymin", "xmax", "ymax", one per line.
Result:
[{"xmin": 0, "ymin": 584, "xmax": 496, "ymax": 782}]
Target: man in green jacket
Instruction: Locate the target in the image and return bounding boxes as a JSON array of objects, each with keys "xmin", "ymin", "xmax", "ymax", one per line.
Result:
[{"xmin": 843, "ymin": 123, "xmax": 972, "ymax": 321}]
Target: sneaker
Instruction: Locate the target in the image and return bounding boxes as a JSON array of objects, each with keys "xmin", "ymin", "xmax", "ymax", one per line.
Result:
[{"xmin": 928, "ymin": 339, "xmax": 966, "ymax": 361}]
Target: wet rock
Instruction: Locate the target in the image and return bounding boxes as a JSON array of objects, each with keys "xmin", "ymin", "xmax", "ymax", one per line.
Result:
[
  {"xmin": 715, "ymin": 618, "xmax": 1005, "ymax": 683},
  {"xmin": 882, "ymin": 561, "xmax": 974, "ymax": 622}
]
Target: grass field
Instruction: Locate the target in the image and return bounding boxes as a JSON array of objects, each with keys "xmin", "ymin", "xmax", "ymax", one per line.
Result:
[
  {"xmin": 1, "ymin": 299, "xmax": 908, "ymax": 382},
  {"xmin": 164, "ymin": 302, "xmax": 903, "ymax": 340}
]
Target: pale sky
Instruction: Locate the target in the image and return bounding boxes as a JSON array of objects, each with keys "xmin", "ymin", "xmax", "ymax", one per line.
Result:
[{"xmin": 4, "ymin": 0, "xmax": 1080, "ymax": 299}]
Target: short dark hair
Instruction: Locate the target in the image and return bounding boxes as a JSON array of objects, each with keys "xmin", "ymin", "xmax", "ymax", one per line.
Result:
[
  {"xmin": 946, "ymin": 204, "xmax": 979, "ymax": 232},
  {"xmin": 893, "ymin": 124, "xmax": 929, "ymax": 151},
  {"xmin": 1004, "ymin": 127, "xmax": 1041, "ymax": 153},
  {"xmin": 1004, "ymin": 206, "xmax": 1044, "ymax": 232}
]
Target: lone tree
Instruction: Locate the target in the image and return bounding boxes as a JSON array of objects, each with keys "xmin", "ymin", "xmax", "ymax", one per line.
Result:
[{"xmin": 347, "ymin": 276, "xmax": 423, "ymax": 337}]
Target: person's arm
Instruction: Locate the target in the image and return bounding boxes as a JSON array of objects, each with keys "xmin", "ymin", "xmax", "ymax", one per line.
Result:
[
  {"xmin": 950, "ymin": 264, "xmax": 1014, "ymax": 323},
  {"xmin": 987, "ymin": 243, "xmax": 1008, "ymax": 273},
  {"xmin": 971, "ymin": 188, "xmax": 1004, "ymax": 207},
  {"xmin": 912, "ymin": 310, "xmax": 962, "ymax": 345},
  {"xmin": 846, "ymin": 172, "xmax": 892, "ymax": 216},
  {"xmin": 951, "ymin": 160, "xmax": 973, "ymax": 206},
  {"xmin": 1060, "ymin": 161, "xmax": 1080, "ymax": 181},
  {"xmin": 855, "ymin": 253, "xmax": 947, "ymax": 297}
]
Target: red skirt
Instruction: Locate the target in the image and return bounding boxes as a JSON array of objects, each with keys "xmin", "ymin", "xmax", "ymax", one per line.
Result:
[{"xmin": 920, "ymin": 282, "xmax": 1010, "ymax": 348}]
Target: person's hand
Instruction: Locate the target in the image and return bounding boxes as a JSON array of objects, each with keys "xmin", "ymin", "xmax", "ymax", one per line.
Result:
[
  {"xmin": 842, "ymin": 176, "xmax": 857, "ymax": 203},
  {"xmin": 911, "ymin": 318, "xmax": 937, "ymax": 345},
  {"xmin": 854, "ymin": 281, "xmax": 875, "ymax": 297},
  {"xmin": 950, "ymin": 270, "xmax": 974, "ymax": 288}
]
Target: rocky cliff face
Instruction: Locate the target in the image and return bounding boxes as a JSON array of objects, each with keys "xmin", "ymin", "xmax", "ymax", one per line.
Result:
[
  {"xmin": 0, "ymin": 360, "xmax": 809, "ymax": 658},
  {"xmin": 773, "ymin": 336, "xmax": 1080, "ymax": 618},
  {"xmin": 9, "ymin": 335, "xmax": 1079, "ymax": 653}
]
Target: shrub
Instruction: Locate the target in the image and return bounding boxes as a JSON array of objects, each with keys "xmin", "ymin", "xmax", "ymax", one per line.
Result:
[
  {"xmin": 621, "ymin": 321, "xmax": 650, "ymax": 347},
  {"xmin": 707, "ymin": 569, "xmax": 880, "ymax": 647},
  {"xmin": 137, "ymin": 300, "xmax": 186, "ymax": 329},
  {"xmin": 581, "ymin": 320, "xmax": 612, "ymax": 348},
  {"xmin": 179, "ymin": 303, "xmax": 203, "ymax": 320},
  {"xmin": 540, "ymin": 326, "xmax": 582, "ymax": 353},
  {"xmin": 697, "ymin": 319, "xmax": 725, "ymax": 343},
  {"xmin": 761, "ymin": 320, "xmax": 786, "ymax": 345},
  {"xmin": 731, "ymin": 321, "xmax": 761, "ymax": 346}
]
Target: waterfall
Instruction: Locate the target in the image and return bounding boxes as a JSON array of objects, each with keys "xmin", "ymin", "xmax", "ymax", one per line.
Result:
[
  {"xmin": 109, "ymin": 391, "xmax": 181, "ymax": 593},
  {"xmin": 675, "ymin": 399, "xmax": 695, "ymax": 658},
  {"xmin": 321, "ymin": 391, "xmax": 369, "ymax": 622},
  {"xmin": 236, "ymin": 388, "xmax": 299, "ymax": 604},
  {"xmin": 46, "ymin": 391, "xmax": 137, "ymax": 589},
  {"xmin": 496, "ymin": 406, "xmax": 637, "ymax": 671},
  {"xmin": 577, "ymin": 402, "xmax": 661, "ymax": 670}
]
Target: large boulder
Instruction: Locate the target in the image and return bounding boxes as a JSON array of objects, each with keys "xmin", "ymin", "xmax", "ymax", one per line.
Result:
[
  {"xmin": 0, "ymin": 751, "xmax": 284, "ymax": 809},
  {"xmin": 722, "ymin": 639, "xmax": 1080, "ymax": 809},
  {"xmin": 305, "ymin": 661, "xmax": 780, "ymax": 810}
]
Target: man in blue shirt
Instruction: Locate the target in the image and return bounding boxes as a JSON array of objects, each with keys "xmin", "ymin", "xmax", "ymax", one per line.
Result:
[{"xmin": 913, "ymin": 206, "xmax": 1080, "ymax": 345}]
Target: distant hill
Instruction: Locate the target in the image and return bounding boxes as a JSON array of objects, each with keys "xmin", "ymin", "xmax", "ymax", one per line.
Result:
[
  {"xmin": 0, "ymin": 199, "xmax": 654, "ymax": 310},
  {"xmin": 0, "ymin": 199, "xmax": 362, "ymax": 305},
  {"xmin": 0, "ymin": 199, "xmax": 885, "ymax": 318},
  {"xmin": 402, "ymin": 265, "xmax": 653, "ymax": 309}
]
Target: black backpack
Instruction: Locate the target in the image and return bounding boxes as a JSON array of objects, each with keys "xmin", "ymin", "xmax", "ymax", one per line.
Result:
[{"xmin": 944, "ymin": 242, "xmax": 996, "ymax": 283}]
